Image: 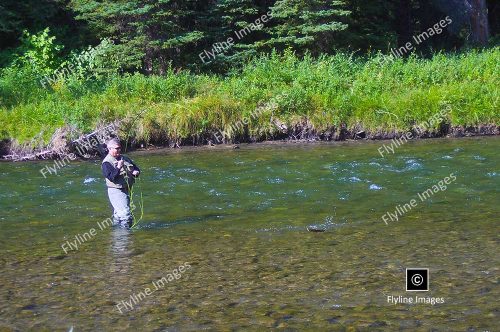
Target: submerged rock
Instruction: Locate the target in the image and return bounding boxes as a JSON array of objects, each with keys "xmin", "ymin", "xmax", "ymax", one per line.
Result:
[
  {"xmin": 21, "ymin": 304, "xmax": 36, "ymax": 311},
  {"xmin": 48, "ymin": 254, "xmax": 67, "ymax": 260},
  {"xmin": 307, "ymin": 225, "xmax": 326, "ymax": 232}
]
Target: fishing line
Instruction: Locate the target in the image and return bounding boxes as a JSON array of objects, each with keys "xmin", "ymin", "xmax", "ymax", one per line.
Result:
[
  {"xmin": 132, "ymin": 176, "xmax": 145, "ymax": 228},
  {"xmin": 117, "ymin": 110, "xmax": 148, "ymax": 228},
  {"xmin": 125, "ymin": 170, "xmax": 145, "ymax": 229}
]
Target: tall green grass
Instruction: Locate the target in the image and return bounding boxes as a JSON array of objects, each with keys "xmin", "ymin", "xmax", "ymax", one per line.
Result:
[{"xmin": 1, "ymin": 48, "xmax": 498, "ymax": 146}]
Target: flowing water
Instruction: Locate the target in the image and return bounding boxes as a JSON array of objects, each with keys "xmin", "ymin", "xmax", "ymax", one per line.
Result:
[{"xmin": 0, "ymin": 137, "xmax": 499, "ymax": 331}]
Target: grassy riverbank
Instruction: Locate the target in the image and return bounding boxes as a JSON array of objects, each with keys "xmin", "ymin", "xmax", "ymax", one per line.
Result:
[{"xmin": 0, "ymin": 48, "xmax": 499, "ymax": 150}]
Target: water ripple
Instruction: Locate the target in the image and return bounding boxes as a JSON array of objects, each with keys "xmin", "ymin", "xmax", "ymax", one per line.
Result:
[
  {"xmin": 208, "ymin": 189, "xmax": 225, "ymax": 196},
  {"xmin": 405, "ymin": 159, "xmax": 423, "ymax": 170},
  {"xmin": 267, "ymin": 177, "xmax": 284, "ymax": 184},
  {"xmin": 83, "ymin": 177, "xmax": 98, "ymax": 184}
]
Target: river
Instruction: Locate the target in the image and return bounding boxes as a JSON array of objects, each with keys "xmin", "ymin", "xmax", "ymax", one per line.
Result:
[{"xmin": 0, "ymin": 137, "xmax": 498, "ymax": 330}]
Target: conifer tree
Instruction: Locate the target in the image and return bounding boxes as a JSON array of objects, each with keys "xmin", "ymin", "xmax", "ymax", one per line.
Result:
[
  {"xmin": 200, "ymin": 0, "xmax": 264, "ymax": 70},
  {"xmin": 68, "ymin": 0, "xmax": 206, "ymax": 73},
  {"xmin": 265, "ymin": 0, "xmax": 350, "ymax": 54}
]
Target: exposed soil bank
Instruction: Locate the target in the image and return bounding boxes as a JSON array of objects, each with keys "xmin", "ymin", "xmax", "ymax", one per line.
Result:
[{"xmin": 1, "ymin": 123, "xmax": 498, "ymax": 162}]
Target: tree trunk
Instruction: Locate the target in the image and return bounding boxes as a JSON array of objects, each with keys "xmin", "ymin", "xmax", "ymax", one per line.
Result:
[
  {"xmin": 143, "ymin": 51, "xmax": 153, "ymax": 75},
  {"xmin": 396, "ymin": 0, "xmax": 412, "ymax": 46},
  {"xmin": 469, "ymin": 0, "xmax": 489, "ymax": 45}
]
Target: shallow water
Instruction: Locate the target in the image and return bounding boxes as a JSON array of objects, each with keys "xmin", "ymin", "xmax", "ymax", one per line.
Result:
[{"xmin": 0, "ymin": 137, "xmax": 499, "ymax": 331}]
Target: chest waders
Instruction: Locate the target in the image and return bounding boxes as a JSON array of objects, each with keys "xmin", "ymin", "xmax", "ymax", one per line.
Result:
[{"xmin": 103, "ymin": 154, "xmax": 144, "ymax": 228}]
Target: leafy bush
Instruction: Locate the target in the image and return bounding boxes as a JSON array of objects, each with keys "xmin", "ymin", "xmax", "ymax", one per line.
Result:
[{"xmin": 13, "ymin": 28, "xmax": 63, "ymax": 76}]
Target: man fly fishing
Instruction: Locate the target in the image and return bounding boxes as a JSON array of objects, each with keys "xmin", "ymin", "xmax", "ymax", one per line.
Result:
[{"xmin": 102, "ymin": 138, "xmax": 140, "ymax": 228}]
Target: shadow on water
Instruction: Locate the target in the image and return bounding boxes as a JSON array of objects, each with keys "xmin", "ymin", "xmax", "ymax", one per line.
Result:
[{"xmin": 132, "ymin": 213, "xmax": 227, "ymax": 230}]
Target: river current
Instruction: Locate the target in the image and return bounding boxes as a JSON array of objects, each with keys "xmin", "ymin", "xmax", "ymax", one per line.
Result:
[{"xmin": 0, "ymin": 137, "xmax": 498, "ymax": 330}]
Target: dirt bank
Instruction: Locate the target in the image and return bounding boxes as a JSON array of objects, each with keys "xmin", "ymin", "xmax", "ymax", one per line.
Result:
[{"xmin": 1, "ymin": 123, "xmax": 498, "ymax": 161}]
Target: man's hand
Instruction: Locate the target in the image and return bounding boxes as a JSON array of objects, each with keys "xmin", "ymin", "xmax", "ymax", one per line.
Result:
[
  {"xmin": 116, "ymin": 160, "xmax": 124, "ymax": 169},
  {"xmin": 132, "ymin": 170, "xmax": 140, "ymax": 177}
]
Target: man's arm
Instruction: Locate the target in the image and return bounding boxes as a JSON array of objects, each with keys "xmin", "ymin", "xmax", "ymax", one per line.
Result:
[
  {"xmin": 124, "ymin": 156, "xmax": 140, "ymax": 175},
  {"xmin": 131, "ymin": 161, "xmax": 140, "ymax": 173},
  {"xmin": 102, "ymin": 161, "xmax": 121, "ymax": 181},
  {"xmin": 132, "ymin": 162, "xmax": 140, "ymax": 177}
]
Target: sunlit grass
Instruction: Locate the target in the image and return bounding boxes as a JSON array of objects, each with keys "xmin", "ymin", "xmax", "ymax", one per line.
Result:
[{"xmin": 1, "ymin": 48, "xmax": 498, "ymax": 145}]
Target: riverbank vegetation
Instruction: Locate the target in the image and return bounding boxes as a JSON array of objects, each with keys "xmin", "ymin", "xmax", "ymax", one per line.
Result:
[
  {"xmin": 0, "ymin": 0, "xmax": 498, "ymax": 155},
  {"xmin": 1, "ymin": 48, "xmax": 498, "ymax": 147}
]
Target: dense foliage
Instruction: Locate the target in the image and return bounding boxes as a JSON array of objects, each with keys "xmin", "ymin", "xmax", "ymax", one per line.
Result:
[
  {"xmin": 0, "ymin": 0, "xmax": 498, "ymax": 147},
  {"xmin": 1, "ymin": 48, "xmax": 498, "ymax": 145},
  {"xmin": 0, "ymin": 0, "xmax": 498, "ymax": 71}
]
